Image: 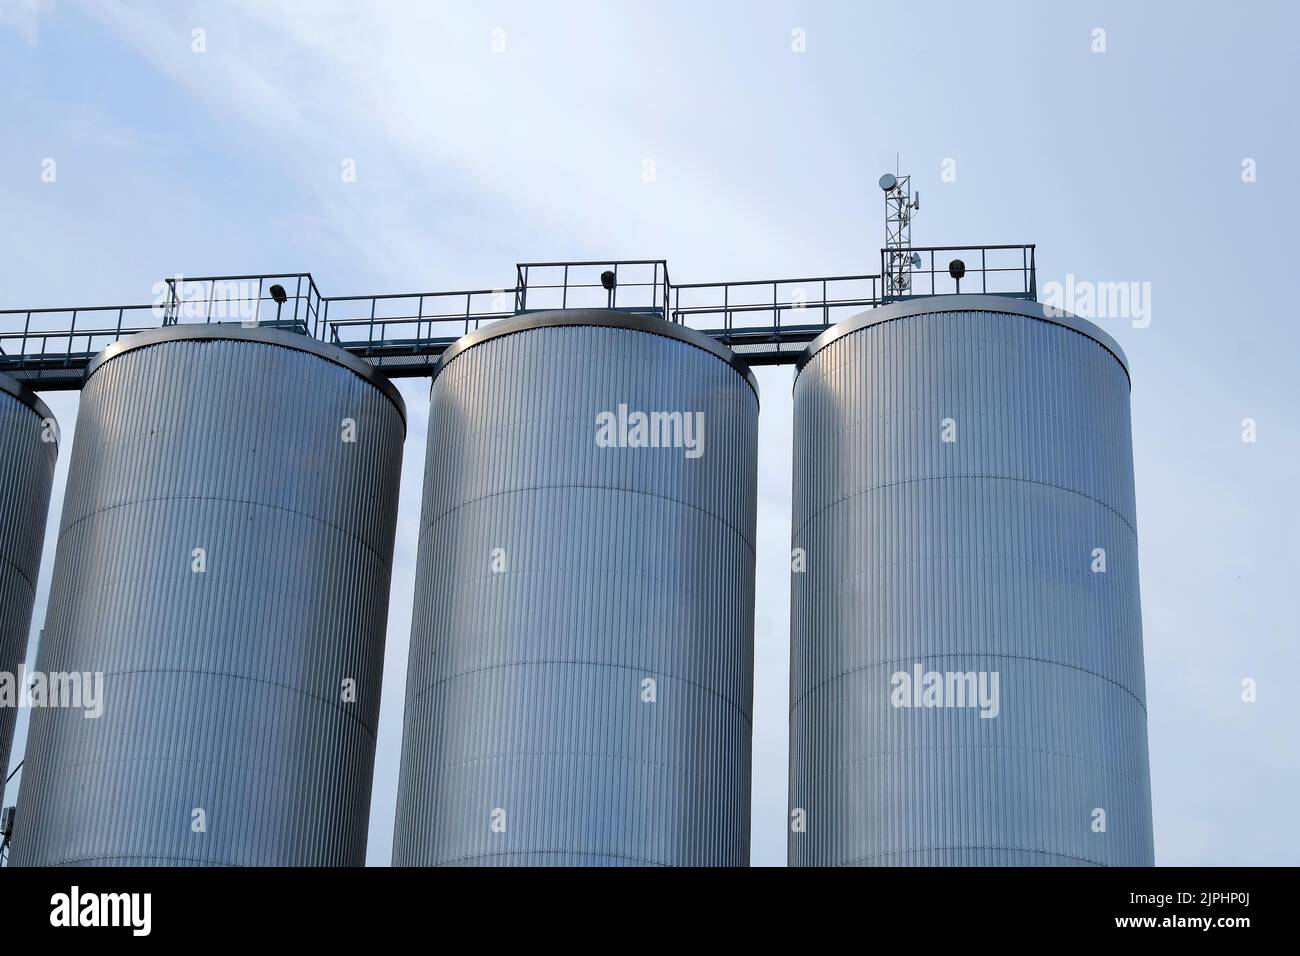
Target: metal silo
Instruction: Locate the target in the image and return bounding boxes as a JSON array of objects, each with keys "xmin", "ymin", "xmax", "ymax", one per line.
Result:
[
  {"xmin": 10, "ymin": 326, "xmax": 405, "ymax": 867},
  {"xmin": 0, "ymin": 374, "xmax": 58, "ymax": 789},
  {"xmin": 789, "ymin": 294, "xmax": 1153, "ymax": 867},
  {"xmin": 393, "ymin": 309, "xmax": 758, "ymax": 866}
]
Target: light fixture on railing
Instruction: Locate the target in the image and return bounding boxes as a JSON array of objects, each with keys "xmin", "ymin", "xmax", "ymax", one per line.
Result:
[
  {"xmin": 268, "ymin": 284, "xmax": 287, "ymax": 325},
  {"xmin": 948, "ymin": 259, "xmax": 966, "ymax": 293}
]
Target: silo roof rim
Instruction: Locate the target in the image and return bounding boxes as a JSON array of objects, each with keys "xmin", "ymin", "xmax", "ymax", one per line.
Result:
[
  {"xmin": 0, "ymin": 370, "xmax": 57, "ymax": 429},
  {"xmin": 430, "ymin": 308, "xmax": 760, "ymax": 404},
  {"xmin": 83, "ymin": 324, "xmax": 407, "ymax": 427},
  {"xmin": 795, "ymin": 294, "xmax": 1131, "ymax": 385}
]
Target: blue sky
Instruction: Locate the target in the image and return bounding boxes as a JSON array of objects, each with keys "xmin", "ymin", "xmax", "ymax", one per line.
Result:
[{"xmin": 2, "ymin": 0, "xmax": 1297, "ymax": 866}]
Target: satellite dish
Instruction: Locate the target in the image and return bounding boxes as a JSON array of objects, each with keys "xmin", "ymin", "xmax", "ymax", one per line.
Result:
[
  {"xmin": 878, "ymin": 173, "xmax": 897, "ymax": 191},
  {"xmin": 910, "ymin": 253, "xmax": 923, "ymax": 268}
]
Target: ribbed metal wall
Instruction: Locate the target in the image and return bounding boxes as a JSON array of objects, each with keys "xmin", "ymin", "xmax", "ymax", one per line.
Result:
[
  {"xmin": 0, "ymin": 375, "xmax": 58, "ymax": 791},
  {"xmin": 789, "ymin": 295, "xmax": 1153, "ymax": 867},
  {"xmin": 10, "ymin": 327, "xmax": 405, "ymax": 867},
  {"xmin": 393, "ymin": 310, "xmax": 758, "ymax": 866}
]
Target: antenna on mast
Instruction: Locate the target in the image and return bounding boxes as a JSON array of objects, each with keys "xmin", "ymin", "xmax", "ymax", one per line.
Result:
[{"xmin": 880, "ymin": 163, "xmax": 921, "ymax": 296}]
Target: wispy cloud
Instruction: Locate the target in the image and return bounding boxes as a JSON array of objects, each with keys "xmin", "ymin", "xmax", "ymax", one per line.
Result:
[
  {"xmin": 0, "ymin": 0, "xmax": 55, "ymax": 46},
  {"xmin": 80, "ymin": 1, "xmax": 829, "ymax": 287}
]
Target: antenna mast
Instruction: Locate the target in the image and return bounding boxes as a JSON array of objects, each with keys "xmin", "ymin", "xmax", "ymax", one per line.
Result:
[{"xmin": 879, "ymin": 165, "xmax": 920, "ymax": 297}]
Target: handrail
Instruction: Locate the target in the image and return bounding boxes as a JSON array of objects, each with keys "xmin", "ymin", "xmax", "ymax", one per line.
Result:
[{"xmin": 0, "ymin": 244, "xmax": 1036, "ymax": 384}]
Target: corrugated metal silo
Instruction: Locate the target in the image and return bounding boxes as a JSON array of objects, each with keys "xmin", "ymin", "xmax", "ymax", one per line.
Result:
[
  {"xmin": 0, "ymin": 374, "xmax": 58, "ymax": 789},
  {"xmin": 789, "ymin": 295, "xmax": 1153, "ymax": 866},
  {"xmin": 10, "ymin": 326, "xmax": 405, "ymax": 866},
  {"xmin": 393, "ymin": 309, "xmax": 758, "ymax": 866}
]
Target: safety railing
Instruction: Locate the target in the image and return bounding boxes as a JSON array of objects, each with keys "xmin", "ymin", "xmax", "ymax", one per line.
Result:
[
  {"xmin": 514, "ymin": 260, "xmax": 671, "ymax": 317},
  {"xmin": 671, "ymin": 273, "xmax": 883, "ymax": 337},
  {"xmin": 0, "ymin": 244, "xmax": 1037, "ymax": 385},
  {"xmin": 880, "ymin": 244, "xmax": 1036, "ymax": 300},
  {"xmin": 322, "ymin": 288, "xmax": 515, "ymax": 354},
  {"xmin": 0, "ymin": 303, "xmax": 163, "ymax": 369},
  {"xmin": 164, "ymin": 273, "xmax": 323, "ymax": 335}
]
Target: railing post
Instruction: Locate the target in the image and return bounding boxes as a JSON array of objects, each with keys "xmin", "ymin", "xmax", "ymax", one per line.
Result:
[
  {"xmin": 368, "ymin": 297, "xmax": 376, "ymax": 353},
  {"xmin": 723, "ymin": 285, "xmax": 730, "ymax": 342}
]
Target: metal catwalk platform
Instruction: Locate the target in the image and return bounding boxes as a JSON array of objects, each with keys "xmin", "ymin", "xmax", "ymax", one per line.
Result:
[{"xmin": 0, "ymin": 244, "xmax": 1035, "ymax": 388}]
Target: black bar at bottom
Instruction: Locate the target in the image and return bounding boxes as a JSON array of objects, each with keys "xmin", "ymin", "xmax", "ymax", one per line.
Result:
[{"xmin": 0, "ymin": 866, "xmax": 1270, "ymax": 942}]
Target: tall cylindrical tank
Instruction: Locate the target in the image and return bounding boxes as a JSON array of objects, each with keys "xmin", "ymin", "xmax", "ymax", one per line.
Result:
[
  {"xmin": 10, "ymin": 326, "xmax": 405, "ymax": 867},
  {"xmin": 0, "ymin": 374, "xmax": 58, "ymax": 790},
  {"xmin": 393, "ymin": 310, "xmax": 758, "ymax": 866},
  {"xmin": 789, "ymin": 295, "xmax": 1153, "ymax": 867}
]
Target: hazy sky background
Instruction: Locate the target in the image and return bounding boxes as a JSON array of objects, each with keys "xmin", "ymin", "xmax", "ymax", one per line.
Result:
[{"xmin": 2, "ymin": 0, "xmax": 1297, "ymax": 866}]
